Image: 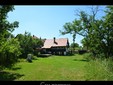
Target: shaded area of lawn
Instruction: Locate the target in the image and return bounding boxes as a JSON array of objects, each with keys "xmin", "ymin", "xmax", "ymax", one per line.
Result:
[
  {"xmin": 0, "ymin": 66, "xmax": 24, "ymax": 81},
  {"xmin": 9, "ymin": 66, "xmax": 21, "ymax": 70},
  {"xmin": 0, "ymin": 71, "xmax": 24, "ymax": 81},
  {"xmin": 73, "ymin": 59, "xmax": 88, "ymax": 62}
]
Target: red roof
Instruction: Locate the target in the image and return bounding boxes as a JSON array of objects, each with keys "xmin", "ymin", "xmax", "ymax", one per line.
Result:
[{"xmin": 42, "ymin": 38, "xmax": 69, "ymax": 48}]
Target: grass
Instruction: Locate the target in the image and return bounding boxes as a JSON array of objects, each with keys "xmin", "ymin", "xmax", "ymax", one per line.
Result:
[
  {"xmin": 1, "ymin": 54, "xmax": 87, "ymax": 81},
  {"xmin": 1, "ymin": 54, "xmax": 113, "ymax": 81},
  {"xmin": 85, "ymin": 58, "xmax": 113, "ymax": 81}
]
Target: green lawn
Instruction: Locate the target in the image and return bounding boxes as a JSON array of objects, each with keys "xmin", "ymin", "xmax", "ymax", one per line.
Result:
[{"xmin": 1, "ymin": 54, "xmax": 88, "ymax": 81}]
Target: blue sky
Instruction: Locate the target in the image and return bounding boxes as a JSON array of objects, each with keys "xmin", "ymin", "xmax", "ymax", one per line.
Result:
[{"xmin": 7, "ymin": 5, "xmax": 106, "ymax": 46}]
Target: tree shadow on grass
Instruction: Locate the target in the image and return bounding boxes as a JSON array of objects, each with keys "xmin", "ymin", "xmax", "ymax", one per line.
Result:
[
  {"xmin": 73, "ymin": 59, "xmax": 89, "ymax": 62},
  {"xmin": 0, "ymin": 71, "xmax": 24, "ymax": 81},
  {"xmin": 9, "ymin": 67, "xmax": 21, "ymax": 71}
]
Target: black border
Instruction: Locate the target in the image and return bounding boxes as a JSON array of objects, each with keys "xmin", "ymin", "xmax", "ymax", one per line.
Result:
[
  {"xmin": 1, "ymin": 81, "xmax": 113, "ymax": 85},
  {"xmin": 0, "ymin": 0, "xmax": 113, "ymax": 5}
]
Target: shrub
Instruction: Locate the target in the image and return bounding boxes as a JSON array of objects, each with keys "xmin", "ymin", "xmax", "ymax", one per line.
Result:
[
  {"xmin": 85, "ymin": 58, "xmax": 113, "ymax": 80},
  {"xmin": 83, "ymin": 53, "xmax": 94, "ymax": 61},
  {"xmin": 103, "ymin": 57, "xmax": 113, "ymax": 72},
  {"xmin": 32, "ymin": 55, "xmax": 38, "ymax": 60},
  {"xmin": 38, "ymin": 54, "xmax": 52, "ymax": 57},
  {"xmin": 78, "ymin": 50, "xmax": 87, "ymax": 54},
  {"xmin": 0, "ymin": 38, "xmax": 21, "ymax": 67},
  {"xmin": 18, "ymin": 58, "xmax": 26, "ymax": 62}
]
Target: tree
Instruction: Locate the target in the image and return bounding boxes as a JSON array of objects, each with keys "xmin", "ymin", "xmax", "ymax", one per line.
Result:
[
  {"xmin": 87, "ymin": 6, "xmax": 113, "ymax": 57},
  {"xmin": 0, "ymin": 38, "xmax": 21, "ymax": 67},
  {"xmin": 70, "ymin": 43, "xmax": 79, "ymax": 50},
  {"xmin": 100, "ymin": 6, "xmax": 113, "ymax": 57},
  {"xmin": 16, "ymin": 32, "xmax": 43, "ymax": 58},
  {"xmin": 0, "ymin": 5, "xmax": 19, "ymax": 41},
  {"xmin": 0, "ymin": 5, "xmax": 20, "ymax": 67},
  {"xmin": 81, "ymin": 38, "xmax": 87, "ymax": 49},
  {"xmin": 60, "ymin": 6, "xmax": 111, "ymax": 57},
  {"xmin": 60, "ymin": 22, "xmax": 77, "ymax": 45}
]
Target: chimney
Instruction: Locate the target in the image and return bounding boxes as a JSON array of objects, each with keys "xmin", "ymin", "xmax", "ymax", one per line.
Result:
[
  {"xmin": 54, "ymin": 37, "xmax": 56, "ymax": 43},
  {"xmin": 53, "ymin": 37, "xmax": 57, "ymax": 44}
]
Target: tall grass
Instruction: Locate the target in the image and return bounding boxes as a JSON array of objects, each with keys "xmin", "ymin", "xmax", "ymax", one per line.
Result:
[{"xmin": 84, "ymin": 53, "xmax": 113, "ymax": 81}]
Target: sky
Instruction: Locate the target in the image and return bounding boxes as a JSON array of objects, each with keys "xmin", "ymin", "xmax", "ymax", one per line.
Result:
[{"xmin": 7, "ymin": 5, "xmax": 106, "ymax": 46}]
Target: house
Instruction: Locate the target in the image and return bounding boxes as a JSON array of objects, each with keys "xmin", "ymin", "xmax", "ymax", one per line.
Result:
[
  {"xmin": 32, "ymin": 35, "xmax": 44, "ymax": 50},
  {"xmin": 32, "ymin": 35, "xmax": 46, "ymax": 43},
  {"xmin": 32, "ymin": 35, "xmax": 38, "ymax": 39},
  {"xmin": 41, "ymin": 37, "xmax": 69, "ymax": 55}
]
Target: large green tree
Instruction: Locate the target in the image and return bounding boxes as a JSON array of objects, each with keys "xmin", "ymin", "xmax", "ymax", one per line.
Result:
[
  {"xmin": 0, "ymin": 5, "xmax": 21, "ymax": 67},
  {"xmin": 100, "ymin": 6, "xmax": 113, "ymax": 57},
  {"xmin": 60, "ymin": 6, "xmax": 113, "ymax": 58},
  {"xmin": 60, "ymin": 8, "xmax": 98, "ymax": 50},
  {"xmin": 0, "ymin": 5, "xmax": 19, "ymax": 40}
]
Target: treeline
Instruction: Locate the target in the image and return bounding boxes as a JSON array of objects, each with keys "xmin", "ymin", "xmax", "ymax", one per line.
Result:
[
  {"xmin": 15, "ymin": 32, "xmax": 43, "ymax": 58},
  {"xmin": 60, "ymin": 6, "xmax": 113, "ymax": 58},
  {"xmin": 0, "ymin": 5, "xmax": 43, "ymax": 68}
]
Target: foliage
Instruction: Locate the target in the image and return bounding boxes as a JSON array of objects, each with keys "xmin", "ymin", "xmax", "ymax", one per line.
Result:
[
  {"xmin": 85, "ymin": 58, "xmax": 113, "ymax": 80},
  {"xmin": 59, "ymin": 22, "xmax": 77, "ymax": 44},
  {"xmin": 0, "ymin": 71, "xmax": 24, "ymax": 81},
  {"xmin": 78, "ymin": 50, "xmax": 87, "ymax": 55},
  {"xmin": 0, "ymin": 5, "xmax": 20, "ymax": 68},
  {"xmin": 0, "ymin": 5, "xmax": 19, "ymax": 41},
  {"xmin": 81, "ymin": 38, "xmax": 89, "ymax": 50},
  {"xmin": 32, "ymin": 55, "xmax": 38, "ymax": 60},
  {"xmin": 60, "ymin": 6, "xmax": 113, "ymax": 58},
  {"xmin": 83, "ymin": 53, "xmax": 95, "ymax": 61},
  {"xmin": 69, "ymin": 43, "xmax": 80, "ymax": 52},
  {"xmin": 38, "ymin": 54, "xmax": 52, "ymax": 57},
  {"xmin": 70, "ymin": 43, "xmax": 79, "ymax": 48},
  {"xmin": 0, "ymin": 38, "xmax": 21, "ymax": 67},
  {"xmin": 16, "ymin": 32, "xmax": 43, "ymax": 58}
]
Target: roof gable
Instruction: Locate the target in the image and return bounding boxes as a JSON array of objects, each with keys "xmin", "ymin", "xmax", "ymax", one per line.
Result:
[{"xmin": 42, "ymin": 38, "xmax": 69, "ymax": 48}]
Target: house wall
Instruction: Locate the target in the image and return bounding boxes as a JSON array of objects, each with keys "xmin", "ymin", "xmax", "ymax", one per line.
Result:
[
  {"xmin": 41, "ymin": 46, "xmax": 69, "ymax": 55},
  {"xmin": 51, "ymin": 46, "xmax": 68, "ymax": 55}
]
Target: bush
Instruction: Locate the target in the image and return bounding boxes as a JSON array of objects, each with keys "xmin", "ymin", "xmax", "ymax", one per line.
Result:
[
  {"xmin": 78, "ymin": 50, "xmax": 87, "ymax": 54},
  {"xmin": 18, "ymin": 59, "xmax": 26, "ymax": 62},
  {"xmin": 0, "ymin": 38, "xmax": 21, "ymax": 67},
  {"xmin": 103, "ymin": 57, "xmax": 113, "ymax": 72},
  {"xmin": 32, "ymin": 55, "xmax": 38, "ymax": 60},
  {"xmin": 38, "ymin": 54, "xmax": 52, "ymax": 57},
  {"xmin": 85, "ymin": 58, "xmax": 113, "ymax": 80},
  {"xmin": 83, "ymin": 53, "xmax": 94, "ymax": 61}
]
